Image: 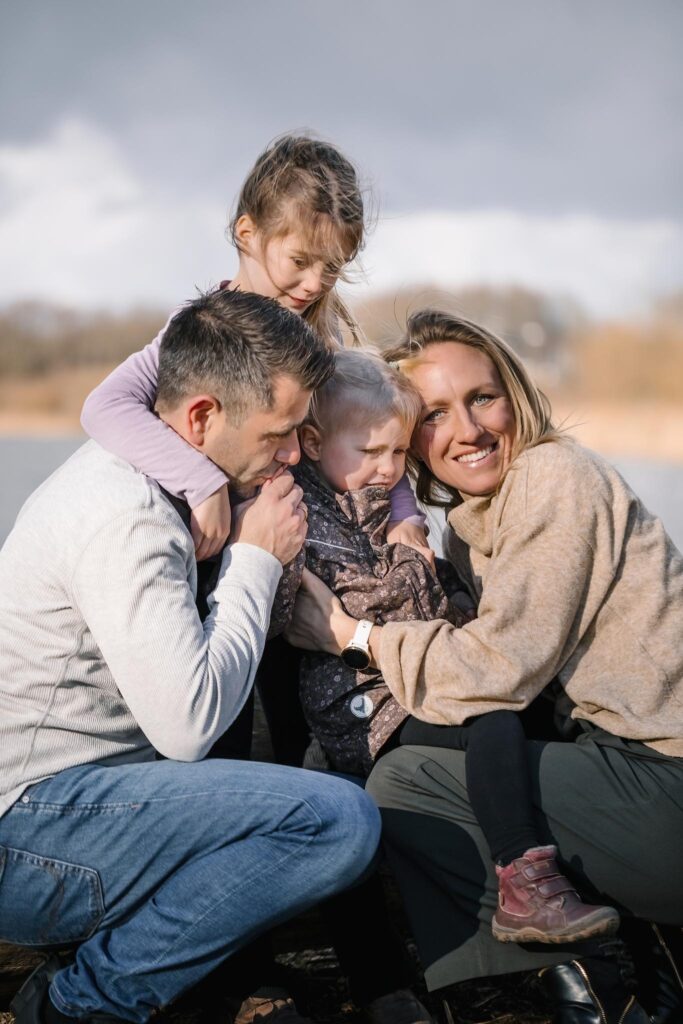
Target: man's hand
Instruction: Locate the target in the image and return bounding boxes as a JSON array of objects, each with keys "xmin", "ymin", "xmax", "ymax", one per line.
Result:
[
  {"xmin": 230, "ymin": 472, "xmax": 308, "ymax": 565},
  {"xmin": 190, "ymin": 484, "xmax": 231, "ymax": 561},
  {"xmin": 386, "ymin": 520, "xmax": 435, "ymax": 568}
]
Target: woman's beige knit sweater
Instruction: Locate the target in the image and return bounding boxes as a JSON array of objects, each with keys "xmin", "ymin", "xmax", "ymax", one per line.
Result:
[{"xmin": 379, "ymin": 440, "xmax": 683, "ymax": 756}]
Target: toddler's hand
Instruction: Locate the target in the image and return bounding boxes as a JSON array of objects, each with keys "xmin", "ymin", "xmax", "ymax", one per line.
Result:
[
  {"xmin": 386, "ymin": 520, "xmax": 435, "ymax": 568},
  {"xmin": 190, "ymin": 484, "xmax": 231, "ymax": 561}
]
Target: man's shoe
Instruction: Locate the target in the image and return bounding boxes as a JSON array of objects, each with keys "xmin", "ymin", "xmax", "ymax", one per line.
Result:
[
  {"xmin": 493, "ymin": 845, "xmax": 620, "ymax": 944},
  {"xmin": 11, "ymin": 955, "xmax": 66, "ymax": 1024},
  {"xmin": 231, "ymin": 986, "xmax": 316, "ymax": 1023},
  {"xmin": 10, "ymin": 953, "xmax": 132, "ymax": 1023},
  {"xmin": 538, "ymin": 959, "xmax": 650, "ymax": 1023},
  {"xmin": 363, "ymin": 988, "xmax": 434, "ymax": 1024},
  {"xmin": 623, "ymin": 920, "xmax": 683, "ymax": 1024}
]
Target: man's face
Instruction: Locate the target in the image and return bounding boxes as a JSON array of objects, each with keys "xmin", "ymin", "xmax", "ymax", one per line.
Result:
[{"xmin": 207, "ymin": 374, "xmax": 311, "ymax": 496}]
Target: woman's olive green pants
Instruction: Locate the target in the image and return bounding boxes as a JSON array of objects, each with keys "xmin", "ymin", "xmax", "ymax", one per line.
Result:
[{"xmin": 366, "ymin": 731, "xmax": 683, "ymax": 989}]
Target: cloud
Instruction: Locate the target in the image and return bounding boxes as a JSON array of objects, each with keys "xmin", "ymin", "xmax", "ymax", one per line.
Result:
[
  {"xmin": 0, "ymin": 120, "xmax": 680, "ymax": 318},
  {"xmin": 357, "ymin": 211, "xmax": 682, "ymax": 318},
  {"xmin": 0, "ymin": 119, "xmax": 230, "ymax": 310}
]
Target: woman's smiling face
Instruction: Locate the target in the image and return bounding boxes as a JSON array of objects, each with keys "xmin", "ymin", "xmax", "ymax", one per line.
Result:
[{"xmin": 408, "ymin": 342, "xmax": 517, "ymax": 498}]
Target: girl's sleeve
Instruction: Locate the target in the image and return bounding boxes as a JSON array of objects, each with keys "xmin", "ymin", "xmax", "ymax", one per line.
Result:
[
  {"xmin": 388, "ymin": 472, "xmax": 427, "ymax": 527},
  {"xmin": 80, "ymin": 315, "xmax": 228, "ymax": 508}
]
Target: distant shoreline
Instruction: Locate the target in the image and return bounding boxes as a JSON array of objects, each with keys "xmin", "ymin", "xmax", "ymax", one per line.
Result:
[{"xmin": 0, "ymin": 414, "xmax": 82, "ymax": 438}]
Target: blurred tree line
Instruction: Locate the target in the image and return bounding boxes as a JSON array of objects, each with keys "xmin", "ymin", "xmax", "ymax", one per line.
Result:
[
  {"xmin": 1, "ymin": 288, "xmax": 682, "ymax": 420},
  {"xmin": 350, "ymin": 285, "xmax": 683, "ymax": 403},
  {"xmin": 0, "ymin": 302, "xmax": 164, "ymax": 378}
]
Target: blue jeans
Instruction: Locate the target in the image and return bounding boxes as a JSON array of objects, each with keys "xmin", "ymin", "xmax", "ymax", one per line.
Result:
[{"xmin": 0, "ymin": 758, "xmax": 381, "ymax": 1021}]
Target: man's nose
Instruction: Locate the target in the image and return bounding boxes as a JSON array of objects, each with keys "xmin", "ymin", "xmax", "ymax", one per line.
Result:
[{"xmin": 277, "ymin": 431, "xmax": 301, "ymax": 466}]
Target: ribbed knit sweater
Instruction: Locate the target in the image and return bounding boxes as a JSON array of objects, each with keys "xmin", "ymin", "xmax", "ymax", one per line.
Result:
[
  {"xmin": 379, "ymin": 440, "xmax": 683, "ymax": 756},
  {"xmin": 0, "ymin": 441, "xmax": 282, "ymax": 818}
]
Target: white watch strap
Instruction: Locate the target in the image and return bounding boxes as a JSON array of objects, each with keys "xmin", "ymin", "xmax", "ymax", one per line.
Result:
[{"xmin": 352, "ymin": 619, "xmax": 373, "ymax": 649}]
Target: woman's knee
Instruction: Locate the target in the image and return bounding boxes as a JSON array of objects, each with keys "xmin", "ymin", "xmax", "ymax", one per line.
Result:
[{"xmin": 366, "ymin": 747, "xmax": 419, "ymax": 810}]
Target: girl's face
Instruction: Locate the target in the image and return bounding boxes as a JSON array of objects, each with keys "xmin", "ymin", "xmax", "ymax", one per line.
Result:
[
  {"xmin": 408, "ymin": 342, "xmax": 516, "ymax": 499},
  {"xmin": 233, "ymin": 215, "xmax": 345, "ymax": 315}
]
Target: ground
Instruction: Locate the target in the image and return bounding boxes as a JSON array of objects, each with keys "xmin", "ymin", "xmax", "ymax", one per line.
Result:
[{"xmin": 0, "ymin": 937, "xmax": 553, "ymax": 1023}]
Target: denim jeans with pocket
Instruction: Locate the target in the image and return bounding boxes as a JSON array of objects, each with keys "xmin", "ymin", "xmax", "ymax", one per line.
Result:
[{"xmin": 0, "ymin": 757, "xmax": 381, "ymax": 1021}]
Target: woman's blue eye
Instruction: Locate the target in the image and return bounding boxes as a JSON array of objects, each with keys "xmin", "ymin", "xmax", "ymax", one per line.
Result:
[
  {"xmin": 423, "ymin": 409, "xmax": 444, "ymax": 423},
  {"xmin": 473, "ymin": 394, "xmax": 494, "ymax": 406}
]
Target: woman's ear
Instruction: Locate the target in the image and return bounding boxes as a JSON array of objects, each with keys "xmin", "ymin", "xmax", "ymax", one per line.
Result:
[
  {"xmin": 233, "ymin": 214, "xmax": 259, "ymax": 255},
  {"xmin": 300, "ymin": 424, "xmax": 323, "ymax": 461}
]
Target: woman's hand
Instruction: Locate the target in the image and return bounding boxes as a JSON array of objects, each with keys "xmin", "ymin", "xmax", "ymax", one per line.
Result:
[
  {"xmin": 284, "ymin": 568, "xmax": 357, "ymax": 655},
  {"xmin": 190, "ymin": 484, "xmax": 231, "ymax": 561},
  {"xmin": 386, "ymin": 520, "xmax": 435, "ymax": 568}
]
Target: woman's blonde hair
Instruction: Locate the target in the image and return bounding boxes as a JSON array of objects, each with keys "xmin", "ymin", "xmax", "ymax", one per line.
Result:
[
  {"xmin": 229, "ymin": 133, "xmax": 367, "ymax": 346},
  {"xmin": 384, "ymin": 309, "xmax": 561, "ymax": 506},
  {"xmin": 308, "ymin": 348, "xmax": 422, "ymax": 439}
]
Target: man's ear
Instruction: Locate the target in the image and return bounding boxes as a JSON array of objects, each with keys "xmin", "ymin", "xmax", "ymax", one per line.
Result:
[
  {"xmin": 233, "ymin": 214, "xmax": 259, "ymax": 255},
  {"xmin": 299, "ymin": 423, "xmax": 323, "ymax": 461},
  {"xmin": 186, "ymin": 396, "xmax": 221, "ymax": 446}
]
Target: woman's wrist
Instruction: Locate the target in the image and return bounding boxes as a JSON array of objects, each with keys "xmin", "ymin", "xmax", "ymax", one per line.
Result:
[
  {"xmin": 327, "ymin": 606, "xmax": 357, "ymax": 656},
  {"xmin": 329, "ymin": 612, "xmax": 382, "ymax": 670}
]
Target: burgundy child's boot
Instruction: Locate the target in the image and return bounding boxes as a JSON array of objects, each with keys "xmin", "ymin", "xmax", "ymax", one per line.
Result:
[{"xmin": 492, "ymin": 845, "xmax": 620, "ymax": 944}]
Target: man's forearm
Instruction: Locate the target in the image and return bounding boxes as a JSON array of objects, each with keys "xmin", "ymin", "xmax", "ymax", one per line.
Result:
[{"xmin": 73, "ymin": 512, "xmax": 282, "ymax": 761}]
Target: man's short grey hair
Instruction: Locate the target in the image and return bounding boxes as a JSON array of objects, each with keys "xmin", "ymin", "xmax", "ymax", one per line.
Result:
[{"xmin": 157, "ymin": 288, "xmax": 335, "ymax": 423}]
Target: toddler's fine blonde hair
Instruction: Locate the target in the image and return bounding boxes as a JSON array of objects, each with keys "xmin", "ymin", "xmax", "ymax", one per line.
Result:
[{"xmin": 307, "ymin": 348, "xmax": 422, "ymax": 438}]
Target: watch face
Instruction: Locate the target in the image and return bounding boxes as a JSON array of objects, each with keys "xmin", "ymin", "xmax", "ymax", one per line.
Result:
[{"xmin": 341, "ymin": 645, "xmax": 371, "ymax": 670}]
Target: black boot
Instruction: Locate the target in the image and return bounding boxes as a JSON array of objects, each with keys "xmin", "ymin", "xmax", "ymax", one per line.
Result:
[
  {"xmin": 10, "ymin": 953, "xmax": 132, "ymax": 1023},
  {"xmin": 11, "ymin": 955, "xmax": 65, "ymax": 1024},
  {"xmin": 622, "ymin": 920, "xmax": 683, "ymax": 1024},
  {"xmin": 538, "ymin": 959, "xmax": 650, "ymax": 1023}
]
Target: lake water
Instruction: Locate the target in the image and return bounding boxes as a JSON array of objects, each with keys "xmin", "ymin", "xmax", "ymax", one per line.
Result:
[{"xmin": 1, "ymin": 436, "xmax": 682, "ymax": 553}]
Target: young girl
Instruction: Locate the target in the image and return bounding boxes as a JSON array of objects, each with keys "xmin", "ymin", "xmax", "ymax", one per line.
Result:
[
  {"xmin": 80, "ymin": 134, "xmax": 434, "ymax": 1024},
  {"xmin": 293, "ymin": 348, "xmax": 620, "ymax": 947},
  {"xmin": 80, "ymin": 133, "xmax": 429, "ymax": 561}
]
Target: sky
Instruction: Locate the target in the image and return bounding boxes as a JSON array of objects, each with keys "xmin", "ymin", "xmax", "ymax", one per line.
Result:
[{"xmin": 0, "ymin": 0, "xmax": 681, "ymax": 318}]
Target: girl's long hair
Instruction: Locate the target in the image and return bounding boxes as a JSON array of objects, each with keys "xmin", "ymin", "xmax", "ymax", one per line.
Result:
[{"xmin": 229, "ymin": 133, "xmax": 368, "ymax": 346}]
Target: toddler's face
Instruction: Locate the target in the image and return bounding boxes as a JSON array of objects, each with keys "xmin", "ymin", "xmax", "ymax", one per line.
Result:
[{"xmin": 317, "ymin": 415, "xmax": 411, "ymax": 494}]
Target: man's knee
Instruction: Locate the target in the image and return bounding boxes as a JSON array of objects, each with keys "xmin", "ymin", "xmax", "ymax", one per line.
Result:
[{"xmin": 303, "ymin": 771, "xmax": 381, "ymax": 881}]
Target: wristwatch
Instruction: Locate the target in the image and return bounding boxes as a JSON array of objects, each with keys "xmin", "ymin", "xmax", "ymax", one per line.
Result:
[{"xmin": 340, "ymin": 619, "xmax": 373, "ymax": 670}]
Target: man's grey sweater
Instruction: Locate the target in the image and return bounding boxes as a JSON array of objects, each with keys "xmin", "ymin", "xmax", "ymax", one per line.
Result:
[{"xmin": 0, "ymin": 441, "xmax": 282, "ymax": 819}]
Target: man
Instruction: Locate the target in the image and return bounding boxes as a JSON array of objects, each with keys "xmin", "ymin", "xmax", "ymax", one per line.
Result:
[{"xmin": 0, "ymin": 288, "xmax": 381, "ymax": 1024}]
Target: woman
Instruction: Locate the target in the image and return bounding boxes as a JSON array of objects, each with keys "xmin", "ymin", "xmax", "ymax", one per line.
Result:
[{"xmin": 286, "ymin": 310, "xmax": 683, "ymax": 1023}]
